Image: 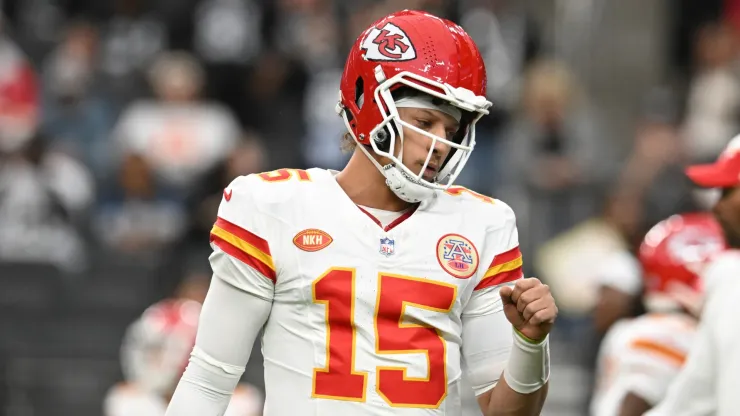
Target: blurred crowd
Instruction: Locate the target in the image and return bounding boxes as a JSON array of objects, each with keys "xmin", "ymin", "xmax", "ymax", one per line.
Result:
[{"xmin": 2, "ymin": 0, "xmax": 740, "ymax": 414}]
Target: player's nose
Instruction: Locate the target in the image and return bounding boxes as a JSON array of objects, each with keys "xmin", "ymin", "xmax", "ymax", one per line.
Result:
[{"xmin": 428, "ymin": 122, "xmax": 451, "ymax": 154}]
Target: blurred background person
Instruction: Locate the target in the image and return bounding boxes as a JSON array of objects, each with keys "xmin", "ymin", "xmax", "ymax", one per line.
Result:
[
  {"xmin": 0, "ymin": 12, "xmax": 38, "ymax": 154},
  {"xmin": 681, "ymin": 21, "xmax": 740, "ymax": 164},
  {"xmin": 93, "ymin": 152, "xmax": 185, "ymax": 255},
  {"xmin": 0, "ymin": 129, "xmax": 94, "ymax": 272},
  {"xmin": 111, "ymin": 51, "xmax": 240, "ymax": 197},
  {"xmin": 501, "ymin": 59, "xmax": 609, "ymax": 266},
  {"xmin": 647, "ymin": 135, "xmax": 740, "ymax": 416},
  {"xmin": 40, "ymin": 19, "xmax": 116, "ymax": 176},
  {"xmin": 590, "ymin": 213, "xmax": 725, "ymax": 416},
  {"xmin": 104, "ymin": 273, "xmax": 263, "ymax": 416}
]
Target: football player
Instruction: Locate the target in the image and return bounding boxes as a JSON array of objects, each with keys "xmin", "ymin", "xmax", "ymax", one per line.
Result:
[
  {"xmin": 646, "ymin": 136, "xmax": 740, "ymax": 415},
  {"xmin": 590, "ymin": 213, "xmax": 725, "ymax": 416},
  {"xmin": 104, "ymin": 298, "xmax": 262, "ymax": 416},
  {"xmin": 166, "ymin": 10, "xmax": 557, "ymax": 416}
]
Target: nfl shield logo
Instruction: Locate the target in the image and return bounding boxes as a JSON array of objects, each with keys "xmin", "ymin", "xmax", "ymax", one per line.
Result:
[{"xmin": 379, "ymin": 237, "xmax": 395, "ymax": 257}]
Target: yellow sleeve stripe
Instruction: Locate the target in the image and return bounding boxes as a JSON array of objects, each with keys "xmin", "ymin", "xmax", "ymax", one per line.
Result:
[{"xmin": 483, "ymin": 256, "xmax": 523, "ymax": 279}]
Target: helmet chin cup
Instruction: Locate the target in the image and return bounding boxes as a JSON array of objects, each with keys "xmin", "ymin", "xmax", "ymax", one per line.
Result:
[{"xmin": 383, "ymin": 164, "xmax": 435, "ymax": 203}]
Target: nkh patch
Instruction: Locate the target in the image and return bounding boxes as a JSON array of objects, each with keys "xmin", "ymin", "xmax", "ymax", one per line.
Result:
[
  {"xmin": 436, "ymin": 234, "xmax": 479, "ymax": 279},
  {"xmin": 293, "ymin": 229, "xmax": 333, "ymax": 252}
]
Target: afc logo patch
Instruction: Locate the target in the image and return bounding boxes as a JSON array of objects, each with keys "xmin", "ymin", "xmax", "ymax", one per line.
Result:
[
  {"xmin": 360, "ymin": 22, "xmax": 416, "ymax": 61},
  {"xmin": 436, "ymin": 234, "xmax": 479, "ymax": 279}
]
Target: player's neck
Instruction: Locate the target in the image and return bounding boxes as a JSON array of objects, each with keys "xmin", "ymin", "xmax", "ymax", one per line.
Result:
[{"xmin": 336, "ymin": 149, "xmax": 413, "ymax": 212}]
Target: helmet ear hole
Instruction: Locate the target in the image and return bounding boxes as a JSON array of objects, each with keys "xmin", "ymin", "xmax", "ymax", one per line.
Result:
[
  {"xmin": 355, "ymin": 76, "xmax": 364, "ymax": 109},
  {"xmin": 374, "ymin": 122, "xmax": 400, "ymax": 153},
  {"xmin": 374, "ymin": 126, "xmax": 391, "ymax": 152}
]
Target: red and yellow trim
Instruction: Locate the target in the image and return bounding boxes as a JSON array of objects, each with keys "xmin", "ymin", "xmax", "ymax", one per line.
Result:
[
  {"xmin": 474, "ymin": 246, "xmax": 523, "ymax": 291},
  {"xmin": 210, "ymin": 217, "xmax": 276, "ymax": 282}
]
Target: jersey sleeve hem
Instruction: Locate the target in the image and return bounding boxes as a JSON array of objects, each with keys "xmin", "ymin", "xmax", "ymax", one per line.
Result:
[
  {"xmin": 210, "ymin": 216, "xmax": 276, "ymax": 283},
  {"xmin": 475, "ymin": 245, "xmax": 523, "ymax": 291}
]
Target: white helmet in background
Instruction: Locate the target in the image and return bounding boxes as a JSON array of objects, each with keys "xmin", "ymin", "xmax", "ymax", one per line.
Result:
[{"xmin": 120, "ymin": 299, "xmax": 201, "ymax": 395}]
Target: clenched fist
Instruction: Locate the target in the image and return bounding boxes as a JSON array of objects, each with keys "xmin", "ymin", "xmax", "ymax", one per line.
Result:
[{"xmin": 499, "ymin": 278, "xmax": 558, "ymax": 342}]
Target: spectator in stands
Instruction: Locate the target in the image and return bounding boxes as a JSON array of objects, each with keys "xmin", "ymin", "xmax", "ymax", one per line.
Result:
[
  {"xmin": 500, "ymin": 59, "xmax": 609, "ymax": 261},
  {"xmin": 301, "ymin": 68, "xmax": 349, "ymax": 171},
  {"xmin": 193, "ymin": 0, "xmax": 264, "ymax": 113},
  {"xmin": 273, "ymin": 0, "xmax": 341, "ymax": 71},
  {"xmin": 618, "ymin": 86, "xmax": 700, "ymax": 231},
  {"xmin": 99, "ymin": 0, "xmax": 168, "ymax": 105},
  {"xmin": 41, "ymin": 19, "xmax": 116, "ymax": 176},
  {"xmin": 535, "ymin": 186, "xmax": 645, "ymax": 332},
  {"xmin": 0, "ymin": 130, "xmax": 94, "ymax": 272},
  {"xmin": 0, "ymin": 17, "xmax": 38, "ymax": 154},
  {"xmin": 682, "ymin": 21, "xmax": 740, "ymax": 163},
  {"xmin": 111, "ymin": 51, "xmax": 240, "ymax": 195},
  {"xmin": 94, "ymin": 152, "xmax": 185, "ymax": 255},
  {"xmin": 455, "ymin": 0, "xmax": 542, "ymax": 194},
  {"xmin": 240, "ymin": 50, "xmax": 307, "ymax": 170}
]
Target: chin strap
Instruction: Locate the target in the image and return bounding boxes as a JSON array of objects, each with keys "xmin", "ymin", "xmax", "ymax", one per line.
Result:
[
  {"xmin": 340, "ymin": 101, "xmax": 438, "ymax": 203},
  {"xmin": 383, "ymin": 164, "xmax": 435, "ymax": 203},
  {"xmin": 355, "ymin": 140, "xmax": 436, "ymax": 203}
]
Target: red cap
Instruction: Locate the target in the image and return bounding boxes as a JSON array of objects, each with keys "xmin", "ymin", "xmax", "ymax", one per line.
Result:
[{"xmin": 686, "ymin": 136, "xmax": 740, "ymax": 188}]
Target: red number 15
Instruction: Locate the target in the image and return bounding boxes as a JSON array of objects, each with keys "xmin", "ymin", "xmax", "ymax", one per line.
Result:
[{"xmin": 311, "ymin": 267, "xmax": 457, "ymax": 408}]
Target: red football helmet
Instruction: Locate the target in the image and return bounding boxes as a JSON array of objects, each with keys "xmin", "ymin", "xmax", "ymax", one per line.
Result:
[
  {"xmin": 639, "ymin": 213, "xmax": 726, "ymax": 310},
  {"xmin": 120, "ymin": 299, "xmax": 201, "ymax": 395},
  {"xmin": 336, "ymin": 10, "xmax": 491, "ymax": 201}
]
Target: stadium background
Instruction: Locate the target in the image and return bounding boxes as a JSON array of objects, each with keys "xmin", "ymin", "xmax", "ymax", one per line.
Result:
[{"xmin": 0, "ymin": 0, "xmax": 736, "ymax": 414}]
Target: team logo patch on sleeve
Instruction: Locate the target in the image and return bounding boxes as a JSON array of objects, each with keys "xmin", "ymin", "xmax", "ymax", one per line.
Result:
[
  {"xmin": 436, "ymin": 234, "xmax": 479, "ymax": 279},
  {"xmin": 360, "ymin": 22, "xmax": 416, "ymax": 61},
  {"xmin": 293, "ymin": 229, "xmax": 333, "ymax": 252}
]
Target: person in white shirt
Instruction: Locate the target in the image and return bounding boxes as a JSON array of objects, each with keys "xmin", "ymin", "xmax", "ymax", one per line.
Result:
[{"xmin": 646, "ymin": 135, "xmax": 740, "ymax": 416}]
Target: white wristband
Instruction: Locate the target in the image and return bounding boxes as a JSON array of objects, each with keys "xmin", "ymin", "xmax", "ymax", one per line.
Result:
[{"xmin": 502, "ymin": 329, "xmax": 550, "ymax": 394}]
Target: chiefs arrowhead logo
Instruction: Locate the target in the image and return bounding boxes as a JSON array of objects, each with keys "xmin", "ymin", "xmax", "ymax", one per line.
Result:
[
  {"xmin": 293, "ymin": 229, "xmax": 333, "ymax": 252},
  {"xmin": 360, "ymin": 22, "xmax": 416, "ymax": 61},
  {"xmin": 223, "ymin": 188, "xmax": 233, "ymax": 201}
]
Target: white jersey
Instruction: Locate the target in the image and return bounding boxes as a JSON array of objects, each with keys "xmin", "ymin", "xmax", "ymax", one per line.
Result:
[
  {"xmin": 646, "ymin": 250, "xmax": 740, "ymax": 416},
  {"xmin": 596, "ymin": 250, "xmax": 642, "ymax": 296},
  {"xmin": 104, "ymin": 382, "xmax": 262, "ymax": 416},
  {"xmin": 590, "ymin": 313, "xmax": 697, "ymax": 416},
  {"xmin": 209, "ymin": 168, "xmax": 523, "ymax": 415}
]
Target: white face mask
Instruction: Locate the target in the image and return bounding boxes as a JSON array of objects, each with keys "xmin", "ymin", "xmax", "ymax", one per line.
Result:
[
  {"xmin": 339, "ymin": 68, "xmax": 491, "ymax": 203},
  {"xmin": 380, "ymin": 96, "xmax": 461, "ymax": 203}
]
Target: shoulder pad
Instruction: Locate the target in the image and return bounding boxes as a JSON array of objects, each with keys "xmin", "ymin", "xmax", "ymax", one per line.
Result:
[
  {"xmin": 443, "ymin": 186, "xmax": 497, "ymax": 205},
  {"xmin": 440, "ymin": 186, "xmax": 515, "ymax": 227},
  {"xmin": 221, "ymin": 168, "xmax": 317, "ymax": 209}
]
